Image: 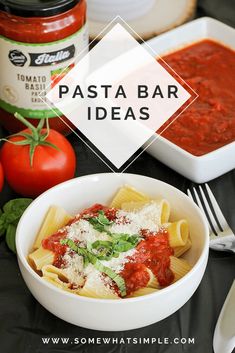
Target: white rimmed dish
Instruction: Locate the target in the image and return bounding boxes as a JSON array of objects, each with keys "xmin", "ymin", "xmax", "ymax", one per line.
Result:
[
  {"xmin": 16, "ymin": 173, "xmax": 209, "ymax": 331},
  {"xmin": 88, "ymin": 0, "xmax": 197, "ymax": 41},
  {"xmin": 144, "ymin": 17, "xmax": 235, "ymax": 183},
  {"xmin": 87, "ymin": 0, "xmax": 155, "ymax": 22}
]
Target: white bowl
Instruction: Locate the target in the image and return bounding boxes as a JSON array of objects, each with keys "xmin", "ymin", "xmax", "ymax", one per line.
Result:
[
  {"xmin": 16, "ymin": 173, "xmax": 209, "ymax": 331},
  {"xmin": 87, "ymin": 0, "xmax": 155, "ymax": 22},
  {"xmin": 144, "ymin": 17, "xmax": 235, "ymax": 183}
]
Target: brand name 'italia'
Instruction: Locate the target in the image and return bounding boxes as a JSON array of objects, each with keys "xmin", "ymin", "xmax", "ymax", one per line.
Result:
[
  {"xmin": 35, "ymin": 51, "xmax": 70, "ymax": 65},
  {"xmin": 29, "ymin": 45, "xmax": 75, "ymax": 66}
]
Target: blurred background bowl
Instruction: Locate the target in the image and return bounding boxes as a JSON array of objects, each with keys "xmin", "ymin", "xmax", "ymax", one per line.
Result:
[{"xmin": 87, "ymin": 0, "xmax": 155, "ymax": 22}]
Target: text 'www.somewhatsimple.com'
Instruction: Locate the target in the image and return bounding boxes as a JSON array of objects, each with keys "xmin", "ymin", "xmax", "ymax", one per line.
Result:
[{"xmin": 41, "ymin": 337, "xmax": 195, "ymax": 346}]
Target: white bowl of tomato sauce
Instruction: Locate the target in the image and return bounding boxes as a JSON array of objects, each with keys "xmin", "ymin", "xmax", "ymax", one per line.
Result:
[
  {"xmin": 145, "ymin": 17, "xmax": 235, "ymax": 183},
  {"xmin": 16, "ymin": 173, "xmax": 209, "ymax": 331}
]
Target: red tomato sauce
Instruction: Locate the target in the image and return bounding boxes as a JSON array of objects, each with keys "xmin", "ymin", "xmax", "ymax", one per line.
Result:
[
  {"xmin": 42, "ymin": 204, "xmax": 118, "ymax": 267},
  {"xmin": 80, "ymin": 204, "xmax": 118, "ymax": 221},
  {"xmin": 120, "ymin": 229, "xmax": 174, "ymax": 295},
  {"xmin": 120, "ymin": 263, "xmax": 150, "ymax": 295},
  {"xmin": 158, "ymin": 39, "xmax": 235, "ymax": 156},
  {"xmin": 42, "ymin": 230, "xmax": 68, "ymax": 268}
]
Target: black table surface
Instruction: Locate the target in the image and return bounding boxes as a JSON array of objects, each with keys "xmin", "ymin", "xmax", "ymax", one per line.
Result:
[{"xmin": 0, "ymin": 2, "xmax": 235, "ymax": 353}]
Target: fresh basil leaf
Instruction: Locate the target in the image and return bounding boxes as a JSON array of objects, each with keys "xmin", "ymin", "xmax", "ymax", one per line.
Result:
[
  {"xmin": 4, "ymin": 212, "xmax": 21, "ymax": 224},
  {"xmin": 114, "ymin": 241, "xmax": 136, "ymax": 253},
  {"xmin": 87, "ymin": 215, "xmax": 140, "ymax": 259},
  {"xmin": 3, "ymin": 198, "xmax": 32, "ymax": 215},
  {"xmin": 5, "ymin": 224, "xmax": 17, "ymax": 253},
  {"xmin": 93, "ymin": 223, "xmax": 106, "ymax": 233},
  {"xmin": 83, "ymin": 256, "xmax": 89, "ymax": 268},
  {"xmin": 97, "ymin": 211, "xmax": 113, "ymax": 226},
  {"xmin": 2, "ymin": 198, "xmax": 33, "ymax": 227},
  {"xmin": 88, "ymin": 218, "xmax": 105, "ymax": 233},
  {"xmin": 0, "ymin": 198, "xmax": 32, "ymax": 253},
  {"xmin": 60, "ymin": 238, "xmax": 78, "ymax": 252},
  {"xmin": 62, "ymin": 238, "xmax": 126, "ymax": 297},
  {"xmin": 112, "ymin": 233, "xmax": 130, "ymax": 240},
  {"xmin": 86, "ymin": 242, "xmax": 92, "ymax": 252},
  {"xmin": 61, "ymin": 239, "xmax": 90, "ymax": 264},
  {"xmin": 0, "ymin": 213, "xmax": 7, "ymax": 236},
  {"xmin": 87, "ymin": 214, "xmax": 114, "ymax": 236},
  {"xmin": 113, "ymin": 252, "xmax": 119, "ymax": 258},
  {"xmin": 93, "ymin": 261, "xmax": 126, "ymax": 297},
  {"xmin": 91, "ymin": 240, "xmax": 114, "ymax": 259},
  {"xmin": 92, "ymin": 256, "xmax": 126, "ymax": 297},
  {"xmin": 92, "ymin": 240, "xmax": 113, "ymax": 249},
  {"xmin": 128, "ymin": 235, "xmax": 140, "ymax": 245},
  {"xmin": 96, "ymin": 254, "xmax": 114, "ymax": 261}
]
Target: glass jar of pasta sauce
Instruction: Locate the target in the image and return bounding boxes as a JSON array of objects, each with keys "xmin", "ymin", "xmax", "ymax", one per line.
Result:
[{"xmin": 0, "ymin": 0, "xmax": 87, "ymax": 134}]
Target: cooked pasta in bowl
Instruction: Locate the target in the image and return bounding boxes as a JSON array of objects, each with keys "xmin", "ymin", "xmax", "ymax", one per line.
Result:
[{"xmin": 16, "ymin": 173, "xmax": 209, "ymax": 331}]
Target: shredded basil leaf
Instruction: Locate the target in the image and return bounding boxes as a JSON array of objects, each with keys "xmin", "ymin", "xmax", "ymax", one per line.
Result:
[
  {"xmin": 90, "ymin": 235, "xmax": 139, "ymax": 260},
  {"xmin": 88, "ymin": 218, "xmax": 107, "ymax": 233},
  {"xmin": 61, "ymin": 238, "xmax": 127, "ymax": 297},
  {"xmin": 87, "ymin": 213, "xmax": 141, "ymax": 253},
  {"xmin": 93, "ymin": 261, "xmax": 126, "ymax": 297},
  {"xmin": 87, "ymin": 212, "xmax": 113, "ymax": 236},
  {"xmin": 86, "ymin": 212, "xmax": 141, "ymax": 261},
  {"xmin": 97, "ymin": 211, "xmax": 113, "ymax": 226},
  {"xmin": 113, "ymin": 240, "xmax": 136, "ymax": 253},
  {"xmin": 91, "ymin": 240, "xmax": 114, "ymax": 260}
]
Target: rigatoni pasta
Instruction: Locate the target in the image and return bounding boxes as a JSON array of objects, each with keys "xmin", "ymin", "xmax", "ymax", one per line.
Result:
[
  {"xmin": 29, "ymin": 247, "xmax": 54, "ymax": 271},
  {"xmin": 34, "ymin": 206, "xmax": 73, "ymax": 249},
  {"xmin": 170, "ymin": 256, "xmax": 192, "ymax": 282},
  {"xmin": 128, "ymin": 287, "xmax": 158, "ymax": 298},
  {"xmin": 166, "ymin": 219, "xmax": 189, "ymax": 247},
  {"xmin": 121, "ymin": 199, "xmax": 170, "ymax": 225},
  {"xmin": 110, "ymin": 185, "xmax": 150, "ymax": 208},
  {"xmin": 28, "ymin": 185, "xmax": 192, "ymax": 299},
  {"xmin": 174, "ymin": 239, "xmax": 192, "ymax": 258}
]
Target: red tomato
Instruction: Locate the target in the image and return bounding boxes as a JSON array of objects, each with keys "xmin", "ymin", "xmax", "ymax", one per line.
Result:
[
  {"xmin": 1, "ymin": 129, "xmax": 76, "ymax": 197},
  {"xmin": 0, "ymin": 161, "xmax": 4, "ymax": 192}
]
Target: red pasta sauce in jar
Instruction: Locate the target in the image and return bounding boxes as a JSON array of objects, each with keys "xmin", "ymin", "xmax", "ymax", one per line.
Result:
[{"xmin": 0, "ymin": 0, "xmax": 87, "ymax": 134}]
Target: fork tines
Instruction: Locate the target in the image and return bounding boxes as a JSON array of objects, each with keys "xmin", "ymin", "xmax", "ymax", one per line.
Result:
[{"xmin": 187, "ymin": 184, "xmax": 229, "ymax": 238}]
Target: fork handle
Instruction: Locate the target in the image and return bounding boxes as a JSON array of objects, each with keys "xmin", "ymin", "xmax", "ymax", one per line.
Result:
[
  {"xmin": 213, "ymin": 280, "xmax": 235, "ymax": 353},
  {"xmin": 210, "ymin": 234, "xmax": 235, "ymax": 253}
]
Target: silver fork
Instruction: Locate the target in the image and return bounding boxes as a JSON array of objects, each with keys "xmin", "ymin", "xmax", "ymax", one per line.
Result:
[{"xmin": 187, "ymin": 184, "xmax": 235, "ymax": 253}]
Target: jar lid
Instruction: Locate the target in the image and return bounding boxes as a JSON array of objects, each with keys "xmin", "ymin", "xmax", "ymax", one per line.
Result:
[{"xmin": 0, "ymin": 0, "xmax": 81, "ymax": 17}]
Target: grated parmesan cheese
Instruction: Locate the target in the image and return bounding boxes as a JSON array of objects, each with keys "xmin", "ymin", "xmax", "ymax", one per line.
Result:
[
  {"xmin": 110, "ymin": 202, "xmax": 161, "ymax": 235},
  {"xmin": 81, "ymin": 265, "xmax": 117, "ymax": 298},
  {"xmin": 65, "ymin": 219, "xmax": 110, "ymax": 244},
  {"xmin": 100, "ymin": 248, "xmax": 136, "ymax": 272},
  {"xmin": 62, "ymin": 251, "xmax": 85, "ymax": 286}
]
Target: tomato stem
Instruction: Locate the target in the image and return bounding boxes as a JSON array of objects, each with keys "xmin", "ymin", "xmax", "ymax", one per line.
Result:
[
  {"xmin": 14, "ymin": 112, "xmax": 38, "ymax": 134},
  {"xmin": 0, "ymin": 112, "xmax": 59, "ymax": 168}
]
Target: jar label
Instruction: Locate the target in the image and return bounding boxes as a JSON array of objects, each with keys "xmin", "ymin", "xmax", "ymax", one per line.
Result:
[{"xmin": 0, "ymin": 24, "xmax": 88, "ymax": 119}]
